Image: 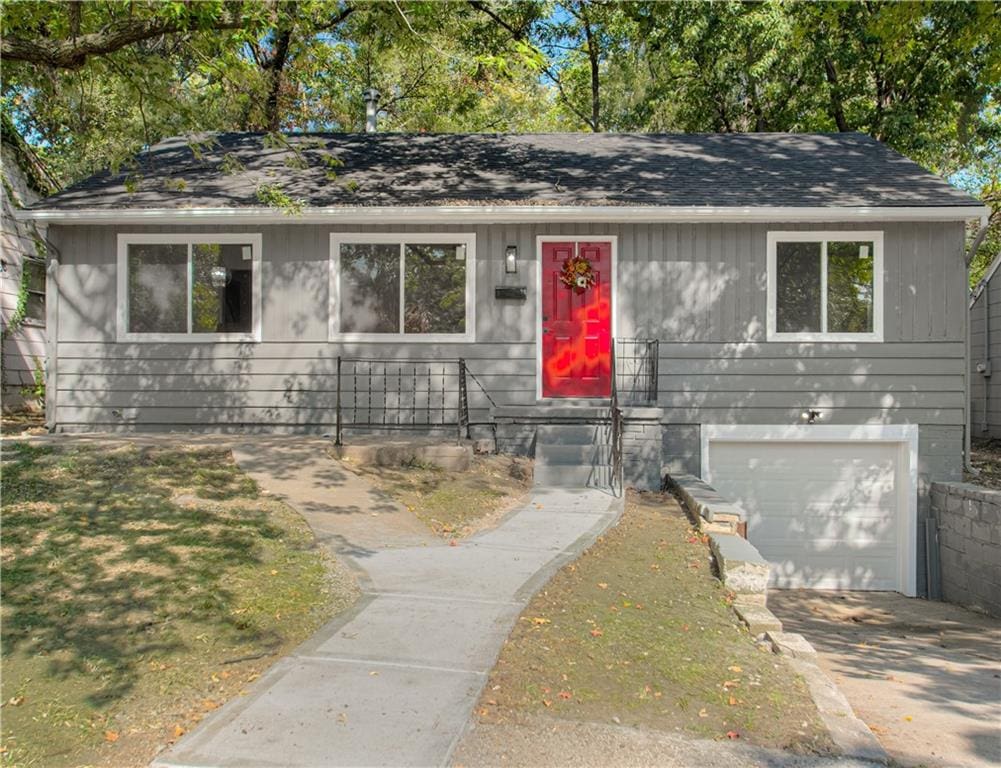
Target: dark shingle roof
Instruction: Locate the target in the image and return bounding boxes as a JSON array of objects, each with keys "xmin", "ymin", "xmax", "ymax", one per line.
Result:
[{"xmin": 30, "ymin": 132, "xmax": 979, "ymax": 210}]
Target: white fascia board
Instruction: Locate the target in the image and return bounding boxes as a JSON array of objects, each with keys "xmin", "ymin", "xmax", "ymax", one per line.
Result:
[{"xmin": 15, "ymin": 204, "xmax": 989, "ymax": 225}]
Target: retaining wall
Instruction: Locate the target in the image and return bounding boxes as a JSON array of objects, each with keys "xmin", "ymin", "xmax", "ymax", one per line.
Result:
[{"xmin": 930, "ymin": 481, "xmax": 1001, "ymax": 618}]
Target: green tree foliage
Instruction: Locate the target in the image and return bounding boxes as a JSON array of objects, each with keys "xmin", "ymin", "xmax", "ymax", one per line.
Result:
[{"xmin": 2, "ymin": 0, "xmax": 999, "ymax": 268}]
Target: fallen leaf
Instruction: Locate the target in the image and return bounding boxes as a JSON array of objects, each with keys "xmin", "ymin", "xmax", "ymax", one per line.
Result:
[
  {"xmin": 542, "ymin": 699, "xmax": 552, "ymax": 708},
  {"xmin": 597, "ymin": 582, "xmax": 608, "ymax": 590},
  {"xmin": 7, "ymin": 696, "xmax": 24, "ymax": 707},
  {"xmin": 531, "ymin": 617, "xmax": 551, "ymax": 625},
  {"xmin": 104, "ymin": 731, "xmax": 120, "ymax": 743},
  {"xmin": 726, "ymin": 731, "xmax": 740, "ymax": 740},
  {"xmin": 698, "ymin": 708, "xmax": 709, "ymax": 718},
  {"xmin": 369, "ymin": 671, "xmax": 380, "ymax": 676},
  {"xmin": 728, "ymin": 666, "xmax": 742, "ymax": 673},
  {"xmin": 590, "ymin": 628, "xmax": 603, "ymax": 637},
  {"xmin": 904, "ymin": 715, "xmax": 913, "ymax": 722},
  {"xmin": 558, "ymin": 691, "xmax": 572, "ymax": 700},
  {"xmin": 449, "ymin": 540, "xmax": 459, "ymax": 547},
  {"xmin": 269, "ymin": 569, "xmax": 278, "ymax": 576},
  {"xmin": 728, "ymin": 695, "xmax": 738, "ymax": 706},
  {"xmin": 172, "ymin": 724, "xmax": 185, "ymax": 739},
  {"xmin": 202, "ymin": 699, "xmax": 219, "ymax": 711}
]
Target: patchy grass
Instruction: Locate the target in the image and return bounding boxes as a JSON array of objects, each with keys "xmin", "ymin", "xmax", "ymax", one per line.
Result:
[
  {"xmin": 355, "ymin": 454, "xmax": 533, "ymax": 538},
  {"xmin": 0, "ymin": 411, "xmax": 46, "ymax": 436},
  {"xmin": 475, "ymin": 490, "xmax": 833, "ymax": 753},
  {"xmin": 967, "ymin": 438, "xmax": 1001, "ymax": 489},
  {"xmin": 0, "ymin": 442, "xmax": 357, "ymax": 768}
]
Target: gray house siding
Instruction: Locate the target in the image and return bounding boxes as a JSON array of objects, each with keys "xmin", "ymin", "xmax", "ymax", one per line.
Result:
[
  {"xmin": 1, "ymin": 149, "xmax": 46, "ymax": 410},
  {"xmin": 970, "ymin": 263, "xmax": 1001, "ymax": 439},
  {"xmin": 49, "ymin": 220, "xmax": 966, "ymax": 518}
]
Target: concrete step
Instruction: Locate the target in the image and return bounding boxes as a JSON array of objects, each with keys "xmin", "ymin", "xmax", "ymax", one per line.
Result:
[
  {"xmin": 535, "ymin": 443, "xmax": 612, "ymax": 466},
  {"xmin": 535, "ymin": 424, "xmax": 604, "ymax": 445},
  {"xmin": 533, "ymin": 463, "xmax": 613, "ymax": 488}
]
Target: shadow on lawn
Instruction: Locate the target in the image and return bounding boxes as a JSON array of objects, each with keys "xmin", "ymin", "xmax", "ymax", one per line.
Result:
[{"xmin": 1, "ymin": 442, "xmax": 288, "ymax": 708}]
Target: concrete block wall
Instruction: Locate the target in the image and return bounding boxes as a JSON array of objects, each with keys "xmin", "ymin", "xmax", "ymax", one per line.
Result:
[
  {"xmin": 930, "ymin": 481, "xmax": 1001, "ymax": 618},
  {"xmin": 620, "ymin": 407, "xmax": 664, "ymax": 489}
]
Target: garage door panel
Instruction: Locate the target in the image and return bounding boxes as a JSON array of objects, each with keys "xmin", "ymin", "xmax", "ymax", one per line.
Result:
[{"xmin": 708, "ymin": 440, "xmax": 902, "ymax": 591}]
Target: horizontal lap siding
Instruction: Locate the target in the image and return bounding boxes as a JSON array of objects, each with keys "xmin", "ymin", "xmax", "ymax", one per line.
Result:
[{"xmin": 970, "ymin": 275, "xmax": 1001, "ymax": 438}]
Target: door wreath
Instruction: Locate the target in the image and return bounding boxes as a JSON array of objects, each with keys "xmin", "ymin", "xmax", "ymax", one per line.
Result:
[{"xmin": 559, "ymin": 255, "xmax": 596, "ymax": 293}]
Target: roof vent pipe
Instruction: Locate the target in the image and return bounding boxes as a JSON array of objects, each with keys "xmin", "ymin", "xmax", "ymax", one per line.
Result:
[{"xmin": 363, "ymin": 88, "xmax": 380, "ymax": 133}]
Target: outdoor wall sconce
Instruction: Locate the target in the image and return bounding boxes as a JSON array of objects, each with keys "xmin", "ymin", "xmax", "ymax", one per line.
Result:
[
  {"xmin": 801, "ymin": 408, "xmax": 823, "ymax": 424},
  {"xmin": 505, "ymin": 245, "xmax": 518, "ymax": 274}
]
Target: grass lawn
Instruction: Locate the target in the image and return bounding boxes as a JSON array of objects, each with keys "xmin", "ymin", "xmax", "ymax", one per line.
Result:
[
  {"xmin": 474, "ymin": 490, "xmax": 833, "ymax": 753},
  {"xmin": 1, "ymin": 442, "xmax": 357, "ymax": 768},
  {"xmin": 354, "ymin": 453, "xmax": 533, "ymax": 538}
]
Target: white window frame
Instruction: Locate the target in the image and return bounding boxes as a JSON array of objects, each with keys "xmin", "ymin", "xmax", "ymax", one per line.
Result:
[
  {"xmin": 329, "ymin": 232, "xmax": 476, "ymax": 343},
  {"xmin": 766, "ymin": 230, "xmax": 883, "ymax": 342},
  {"xmin": 117, "ymin": 233, "xmax": 263, "ymax": 343}
]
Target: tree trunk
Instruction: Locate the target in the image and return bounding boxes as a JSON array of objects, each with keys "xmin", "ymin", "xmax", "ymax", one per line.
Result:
[
  {"xmin": 823, "ymin": 57, "xmax": 850, "ymax": 132},
  {"xmin": 264, "ymin": 26, "xmax": 294, "ymax": 133},
  {"xmin": 581, "ymin": 10, "xmax": 600, "ymax": 131}
]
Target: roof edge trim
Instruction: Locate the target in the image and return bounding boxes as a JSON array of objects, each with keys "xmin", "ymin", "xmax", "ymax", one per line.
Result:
[{"xmin": 16, "ymin": 204, "xmax": 988, "ymax": 225}]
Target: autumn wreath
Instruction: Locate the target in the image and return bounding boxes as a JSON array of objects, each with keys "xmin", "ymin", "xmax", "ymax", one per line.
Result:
[{"xmin": 559, "ymin": 255, "xmax": 597, "ymax": 293}]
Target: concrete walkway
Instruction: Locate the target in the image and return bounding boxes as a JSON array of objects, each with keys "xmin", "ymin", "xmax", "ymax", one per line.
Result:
[
  {"xmin": 770, "ymin": 590, "xmax": 1001, "ymax": 768},
  {"xmin": 154, "ymin": 439, "xmax": 622, "ymax": 768}
]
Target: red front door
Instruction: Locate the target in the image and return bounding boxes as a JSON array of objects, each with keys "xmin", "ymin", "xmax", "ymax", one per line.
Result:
[{"xmin": 541, "ymin": 240, "xmax": 612, "ymax": 398}]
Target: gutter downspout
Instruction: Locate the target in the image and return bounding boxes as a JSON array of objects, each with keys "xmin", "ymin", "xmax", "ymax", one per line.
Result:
[{"xmin": 965, "ymin": 213, "xmax": 993, "ymax": 474}]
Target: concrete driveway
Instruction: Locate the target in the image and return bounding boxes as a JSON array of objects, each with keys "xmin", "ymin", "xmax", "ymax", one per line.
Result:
[{"xmin": 769, "ymin": 590, "xmax": 1001, "ymax": 768}]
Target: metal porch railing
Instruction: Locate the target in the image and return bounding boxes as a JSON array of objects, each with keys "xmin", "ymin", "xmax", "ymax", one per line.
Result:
[
  {"xmin": 615, "ymin": 338, "xmax": 660, "ymax": 405},
  {"xmin": 334, "ymin": 357, "xmax": 495, "ymax": 445}
]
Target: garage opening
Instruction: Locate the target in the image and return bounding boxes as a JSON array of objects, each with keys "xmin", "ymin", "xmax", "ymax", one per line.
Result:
[{"xmin": 702, "ymin": 425, "xmax": 918, "ymax": 596}]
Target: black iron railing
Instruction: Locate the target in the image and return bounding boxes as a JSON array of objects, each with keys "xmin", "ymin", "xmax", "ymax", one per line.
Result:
[
  {"xmin": 334, "ymin": 357, "xmax": 494, "ymax": 445},
  {"xmin": 609, "ymin": 341, "xmax": 624, "ymax": 497},
  {"xmin": 615, "ymin": 338, "xmax": 659, "ymax": 405}
]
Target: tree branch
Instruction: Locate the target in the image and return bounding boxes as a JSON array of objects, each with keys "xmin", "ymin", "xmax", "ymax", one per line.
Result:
[{"xmin": 2, "ymin": 8, "xmax": 248, "ymax": 69}]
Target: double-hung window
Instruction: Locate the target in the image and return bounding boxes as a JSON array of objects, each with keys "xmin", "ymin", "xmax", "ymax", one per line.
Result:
[
  {"xmin": 329, "ymin": 233, "xmax": 475, "ymax": 341},
  {"xmin": 21, "ymin": 257, "xmax": 46, "ymax": 324},
  {"xmin": 117, "ymin": 234, "xmax": 262, "ymax": 341},
  {"xmin": 767, "ymin": 231, "xmax": 883, "ymax": 342}
]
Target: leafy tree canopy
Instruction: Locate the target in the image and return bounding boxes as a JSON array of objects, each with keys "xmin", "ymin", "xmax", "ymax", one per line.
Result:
[{"xmin": 2, "ymin": 0, "xmax": 999, "ymax": 268}]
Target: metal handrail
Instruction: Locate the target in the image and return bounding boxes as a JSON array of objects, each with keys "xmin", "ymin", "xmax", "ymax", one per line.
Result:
[{"xmin": 609, "ymin": 341, "xmax": 624, "ymax": 496}]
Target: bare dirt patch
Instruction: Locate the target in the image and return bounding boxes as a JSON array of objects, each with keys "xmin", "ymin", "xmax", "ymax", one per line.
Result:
[
  {"xmin": 0, "ymin": 410, "xmax": 45, "ymax": 436},
  {"xmin": 354, "ymin": 453, "xmax": 533, "ymax": 538},
  {"xmin": 967, "ymin": 437, "xmax": 1001, "ymax": 489},
  {"xmin": 1, "ymin": 442, "xmax": 358, "ymax": 768},
  {"xmin": 469, "ymin": 490, "xmax": 833, "ymax": 754}
]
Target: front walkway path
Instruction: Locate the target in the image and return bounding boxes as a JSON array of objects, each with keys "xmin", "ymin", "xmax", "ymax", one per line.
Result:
[{"xmin": 154, "ymin": 439, "xmax": 622, "ymax": 768}]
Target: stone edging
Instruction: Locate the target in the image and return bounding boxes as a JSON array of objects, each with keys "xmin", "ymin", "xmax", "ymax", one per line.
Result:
[{"xmin": 665, "ymin": 473, "xmax": 888, "ymax": 765}]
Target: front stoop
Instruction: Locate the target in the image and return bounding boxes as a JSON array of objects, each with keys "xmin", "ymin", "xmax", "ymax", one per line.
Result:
[{"xmin": 533, "ymin": 423, "xmax": 615, "ymax": 491}]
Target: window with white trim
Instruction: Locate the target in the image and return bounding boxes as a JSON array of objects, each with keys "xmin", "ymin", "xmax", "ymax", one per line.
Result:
[
  {"xmin": 117, "ymin": 234, "xmax": 262, "ymax": 341},
  {"xmin": 22, "ymin": 257, "xmax": 46, "ymax": 324},
  {"xmin": 767, "ymin": 231, "xmax": 883, "ymax": 341},
  {"xmin": 330, "ymin": 233, "xmax": 475, "ymax": 341}
]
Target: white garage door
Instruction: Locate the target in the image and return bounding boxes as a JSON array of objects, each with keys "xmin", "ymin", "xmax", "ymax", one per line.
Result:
[{"xmin": 706, "ymin": 437, "xmax": 910, "ymax": 592}]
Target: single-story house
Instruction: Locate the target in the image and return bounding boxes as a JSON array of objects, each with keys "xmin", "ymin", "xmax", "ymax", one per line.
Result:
[{"xmin": 17, "ymin": 131, "xmax": 987, "ymax": 597}]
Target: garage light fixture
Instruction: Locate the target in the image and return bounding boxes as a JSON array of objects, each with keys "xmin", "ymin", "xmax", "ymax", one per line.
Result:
[{"xmin": 801, "ymin": 409, "xmax": 822, "ymax": 424}]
